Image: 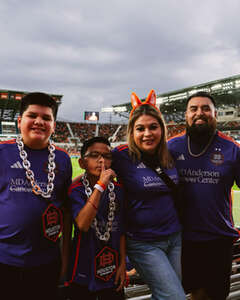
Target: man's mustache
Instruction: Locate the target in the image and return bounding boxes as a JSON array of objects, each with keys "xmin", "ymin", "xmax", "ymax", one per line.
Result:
[{"xmin": 193, "ymin": 117, "xmax": 208, "ymax": 124}]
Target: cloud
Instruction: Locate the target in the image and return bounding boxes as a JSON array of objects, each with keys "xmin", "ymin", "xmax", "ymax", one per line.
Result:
[{"xmin": 0, "ymin": 0, "xmax": 239, "ymax": 122}]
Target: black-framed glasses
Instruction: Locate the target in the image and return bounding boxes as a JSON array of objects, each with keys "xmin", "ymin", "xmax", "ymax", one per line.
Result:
[{"xmin": 84, "ymin": 151, "xmax": 113, "ymax": 160}]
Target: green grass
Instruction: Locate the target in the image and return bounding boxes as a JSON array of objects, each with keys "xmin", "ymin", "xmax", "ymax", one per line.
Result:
[
  {"xmin": 233, "ymin": 191, "xmax": 240, "ymax": 227},
  {"xmin": 71, "ymin": 157, "xmax": 84, "ymax": 179}
]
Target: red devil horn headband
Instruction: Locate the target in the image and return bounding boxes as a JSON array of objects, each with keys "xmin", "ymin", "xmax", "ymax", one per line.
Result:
[{"xmin": 129, "ymin": 89, "xmax": 160, "ymax": 118}]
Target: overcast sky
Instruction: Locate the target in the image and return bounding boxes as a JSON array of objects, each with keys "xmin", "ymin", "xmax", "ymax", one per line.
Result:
[{"xmin": 1, "ymin": 0, "xmax": 240, "ymax": 123}]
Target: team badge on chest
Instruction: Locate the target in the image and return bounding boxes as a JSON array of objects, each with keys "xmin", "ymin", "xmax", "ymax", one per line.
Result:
[
  {"xmin": 95, "ymin": 246, "xmax": 119, "ymax": 281},
  {"xmin": 210, "ymin": 149, "xmax": 224, "ymax": 166},
  {"xmin": 42, "ymin": 204, "xmax": 63, "ymax": 242}
]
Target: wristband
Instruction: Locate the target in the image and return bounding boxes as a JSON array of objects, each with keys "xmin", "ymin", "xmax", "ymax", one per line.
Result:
[
  {"xmin": 96, "ymin": 180, "xmax": 106, "ymax": 190},
  {"xmin": 125, "ymin": 272, "xmax": 130, "ymax": 287},
  {"xmin": 87, "ymin": 200, "xmax": 98, "ymax": 210},
  {"xmin": 94, "ymin": 184, "xmax": 105, "ymax": 193}
]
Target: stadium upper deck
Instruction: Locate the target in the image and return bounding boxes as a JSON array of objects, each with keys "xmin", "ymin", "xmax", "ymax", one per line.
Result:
[
  {"xmin": 0, "ymin": 89, "xmax": 62, "ymax": 122},
  {"xmin": 107, "ymin": 74, "xmax": 240, "ymax": 124}
]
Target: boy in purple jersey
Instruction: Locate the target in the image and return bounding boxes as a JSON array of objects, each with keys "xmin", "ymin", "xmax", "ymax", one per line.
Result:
[
  {"xmin": 168, "ymin": 91, "xmax": 240, "ymax": 300},
  {"xmin": 67, "ymin": 137, "xmax": 126, "ymax": 300},
  {"xmin": 0, "ymin": 92, "xmax": 72, "ymax": 300}
]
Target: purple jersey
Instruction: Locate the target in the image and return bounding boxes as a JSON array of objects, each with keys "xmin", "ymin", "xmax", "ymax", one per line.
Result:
[
  {"xmin": 168, "ymin": 131, "xmax": 240, "ymax": 241},
  {"xmin": 112, "ymin": 145, "xmax": 181, "ymax": 241},
  {"xmin": 0, "ymin": 139, "xmax": 72, "ymax": 267},
  {"xmin": 68, "ymin": 179, "xmax": 125, "ymax": 292}
]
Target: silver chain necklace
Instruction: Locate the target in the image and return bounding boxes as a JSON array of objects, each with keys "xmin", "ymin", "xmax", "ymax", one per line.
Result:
[
  {"xmin": 16, "ymin": 135, "xmax": 56, "ymax": 199},
  {"xmin": 187, "ymin": 134, "xmax": 215, "ymax": 157},
  {"xmin": 82, "ymin": 173, "xmax": 116, "ymax": 241}
]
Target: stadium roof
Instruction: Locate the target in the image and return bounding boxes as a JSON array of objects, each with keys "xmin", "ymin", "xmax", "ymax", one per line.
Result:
[
  {"xmin": 104, "ymin": 74, "xmax": 240, "ymax": 118},
  {"xmin": 0, "ymin": 89, "xmax": 62, "ymax": 121}
]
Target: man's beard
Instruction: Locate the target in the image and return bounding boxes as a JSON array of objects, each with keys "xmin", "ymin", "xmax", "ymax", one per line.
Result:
[{"xmin": 186, "ymin": 117, "xmax": 217, "ymax": 144}]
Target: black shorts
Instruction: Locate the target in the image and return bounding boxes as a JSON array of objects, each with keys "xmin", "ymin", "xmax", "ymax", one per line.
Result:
[
  {"xmin": 0, "ymin": 259, "xmax": 61, "ymax": 300},
  {"xmin": 69, "ymin": 283, "xmax": 125, "ymax": 300},
  {"xmin": 182, "ymin": 238, "xmax": 233, "ymax": 300}
]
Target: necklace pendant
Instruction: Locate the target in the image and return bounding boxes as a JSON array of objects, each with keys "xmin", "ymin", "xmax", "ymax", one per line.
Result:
[
  {"xmin": 42, "ymin": 203, "xmax": 63, "ymax": 242},
  {"xmin": 94, "ymin": 246, "xmax": 119, "ymax": 282}
]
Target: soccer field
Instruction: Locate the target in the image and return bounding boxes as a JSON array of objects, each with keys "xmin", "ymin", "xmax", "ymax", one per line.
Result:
[
  {"xmin": 71, "ymin": 157, "xmax": 84, "ymax": 178},
  {"xmin": 233, "ymin": 191, "xmax": 240, "ymax": 227},
  {"xmin": 70, "ymin": 158, "xmax": 240, "ymax": 226}
]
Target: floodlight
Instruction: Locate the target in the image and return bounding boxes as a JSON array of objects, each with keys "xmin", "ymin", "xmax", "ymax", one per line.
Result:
[
  {"xmin": 101, "ymin": 107, "xmax": 114, "ymax": 112},
  {"xmin": 188, "ymin": 90, "xmax": 197, "ymax": 95},
  {"xmin": 113, "ymin": 106, "xmax": 127, "ymax": 112},
  {"xmin": 211, "ymin": 84, "xmax": 222, "ymax": 91}
]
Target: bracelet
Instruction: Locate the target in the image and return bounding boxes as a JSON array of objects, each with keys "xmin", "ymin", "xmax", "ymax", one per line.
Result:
[
  {"xmin": 94, "ymin": 184, "xmax": 105, "ymax": 193},
  {"xmin": 97, "ymin": 180, "xmax": 106, "ymax": 190},
  {"xmin": 125, "ymin": 272, "xmax": 130, "ymax": 288},
  {"xmin": 87, "ymin": 200, "xmax": 98, "ymax": 210}
]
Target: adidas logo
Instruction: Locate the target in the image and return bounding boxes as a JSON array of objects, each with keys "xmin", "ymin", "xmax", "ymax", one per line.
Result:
[
  {"xmin": 137, "ymin": 162, "xmax": 146, "ymax": 168},
  {"xmin": 11, "ymin": 161, "xmax": 23, "ymax": 169},
  {"xmin": 177, "ymin": 154, "xmax": 185, "ymax": 160}
]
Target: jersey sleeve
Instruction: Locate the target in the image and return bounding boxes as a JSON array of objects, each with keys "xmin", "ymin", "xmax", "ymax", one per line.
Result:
[
  {"xmin": 116, "ymin": 185, "xmax": 126, "ymax": 235},
  {"xmin": 111, "ymin": 145, "xmax": 129, "ymax": 181},
  {"xmin": 68, "ymin": 183, "xmax": 86, "ymax": 219},
  {"xmin": 111, "ymin": 146, "xmax": 121, "ymax": 173},
  {"xmin": 167, "ymin": 137, "xmax": 178, "ymax": 161}
]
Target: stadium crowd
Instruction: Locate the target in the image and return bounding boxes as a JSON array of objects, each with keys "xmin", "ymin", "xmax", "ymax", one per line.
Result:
[
  {"xmin": 54, "ymin": 122, "xmax": 70, "ymax": 143},
  {"xmin": 52, "ymin": 122, "xmax": 128, "ymax": 145},
  {"xmin": 52, "ymin": 121, "xmax": 187, "ymax": 146},
  {"xmin": 70, "ymin": 123, "xmax": 96, "ymax": 141},
  {"xmin": 51, "ymin": 120, "xmax": 240, "ymax": 156}
]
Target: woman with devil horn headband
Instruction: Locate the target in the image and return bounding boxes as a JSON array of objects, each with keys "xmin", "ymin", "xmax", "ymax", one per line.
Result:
[{"xmin": 112, "ymin": 90, "xmax": 185, "ymax": 300}]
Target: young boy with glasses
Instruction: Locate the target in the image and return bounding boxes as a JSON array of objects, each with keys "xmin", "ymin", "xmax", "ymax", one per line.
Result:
[{"xmin": 67, "ymin": 137, "xmax": 126, "ymax": 300}]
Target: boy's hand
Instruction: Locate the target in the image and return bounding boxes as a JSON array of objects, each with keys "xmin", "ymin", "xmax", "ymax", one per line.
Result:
[{"xmin": 99, "ymin": 163, "xmax": 116, "ymax": 187}]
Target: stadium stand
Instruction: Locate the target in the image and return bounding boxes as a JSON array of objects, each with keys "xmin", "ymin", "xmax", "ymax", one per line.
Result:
[
  {"xmin": 52, "ymin": 122, "xmax": 128, "ymax": 155},
  {"xmin": 218, "ymin": 121, "xmax": 240, "ymax": 130},
  {"xmin": 33, "ymin": 116, "xmax": 240, "ymax": 152},
  {"xmin": 164, "ymin": 111, "xmax": 185, "ymax": 124},
  {"xmin": 54, "ymin": 121, "xmax": 70, "ymax": 143},
  {"xmin": 99, "ymin": 123, "xmax": 127, "ymax": 142},
  {"xmin": 70, "ymin": 122, "xmax": 96, "ymax": 141},
  {"xmin": 166, "ymin": 123, "xmax": 185, "ymax": 138}
]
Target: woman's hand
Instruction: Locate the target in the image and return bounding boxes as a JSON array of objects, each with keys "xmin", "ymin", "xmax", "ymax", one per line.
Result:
[{"xmin": 114, "ymin": 262, "xmax": 126, "ymax": 291}]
